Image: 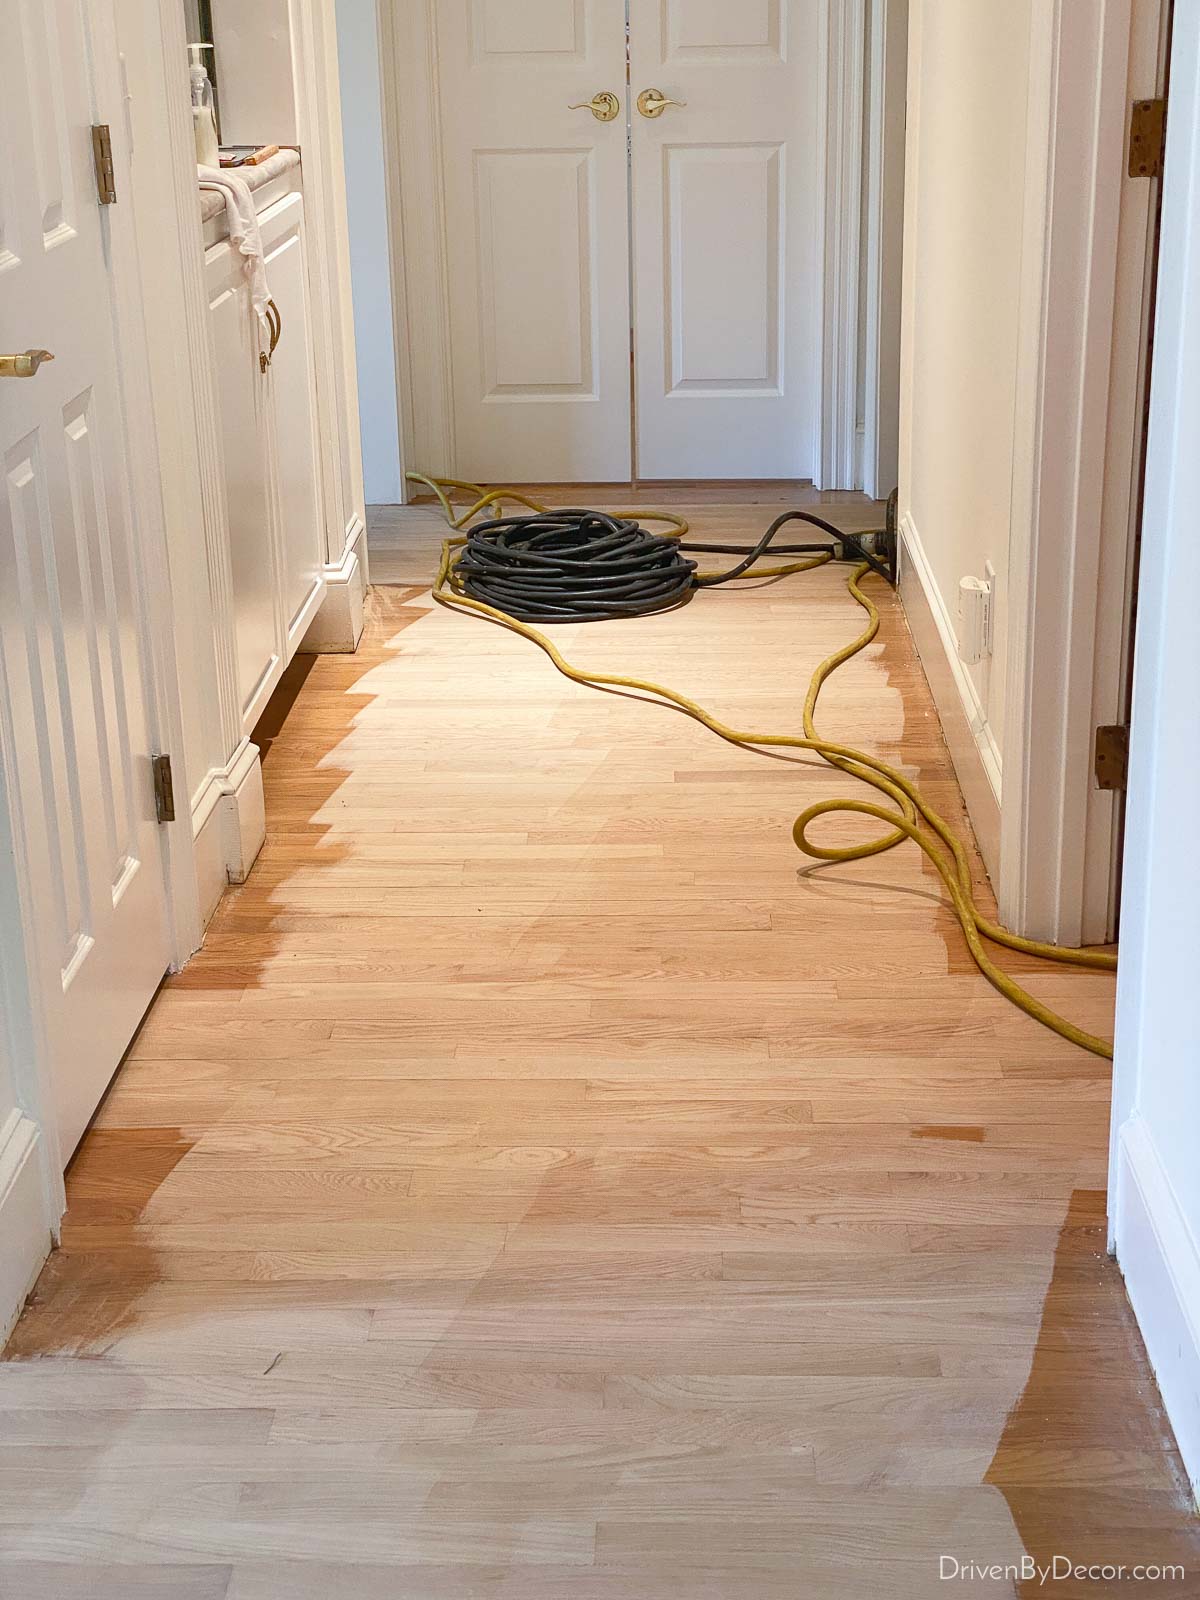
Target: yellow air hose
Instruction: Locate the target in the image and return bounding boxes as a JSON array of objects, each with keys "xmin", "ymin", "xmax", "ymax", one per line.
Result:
[{"xmin": 411, "ymin": 472, "xmax": 1116, "ymax": 1058}]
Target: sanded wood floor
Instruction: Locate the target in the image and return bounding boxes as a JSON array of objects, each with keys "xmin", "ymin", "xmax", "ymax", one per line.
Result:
[{"xmin": 3, "ymin": 487, "xmax": 1197, "ymax": 1598}]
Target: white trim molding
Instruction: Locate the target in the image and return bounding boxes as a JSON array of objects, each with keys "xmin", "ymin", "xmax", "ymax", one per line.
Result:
[
  {"xmin": 898, "ymin": 514, "xmax": 1002, "ymax": 879},
  {"xmin": 818, "ymin": 0, "xmax": 866, "ymax": 491},
  {"xmin": 302, "ymin": 518, "xmax": 368, "ymax": 654},
  {"xmin": 0, "ymin": 728, "xmax": 62, "ymax": 1341},
  {"xmin": 998, "ymin": 0, "xmax": 1147, "ymax": 946},
  {"xmin": 860, "ymin": 0, "xmax": 907, "ymax": 502},
  {"xmin": 378, "ymin": 0, "xmax": 456, "ymax": 489},
  {"xmin": 0, "ymin": 1113, "xmax": 52, "ymax": 1347},
  {"xmin": 192, "ymin": 739, "xmax": 267, "ymax": 926},
  {"xmin": 1115, "ymin": 1117, "xmax": 1200, "ymax": 1503},
  {"xmin": 291, "ymin": 0, "xmax": 369, "ymax": 563}
]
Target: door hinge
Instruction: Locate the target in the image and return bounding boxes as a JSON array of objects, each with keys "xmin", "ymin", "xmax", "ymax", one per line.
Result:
[
  {"xmin": 91, "ymin": 123, "xmax": 117, "ymax": 204},
  {"xmin": 1094, "ymin": 725, "xmax": 1129, "ymax": 792},
  {"xmin": 151, "ymin": 754, "xmax": 176, "ymax": 823},
  {"xmin": 1128, "ymin": 98, "xmax": 1166, "ymax": 178}
]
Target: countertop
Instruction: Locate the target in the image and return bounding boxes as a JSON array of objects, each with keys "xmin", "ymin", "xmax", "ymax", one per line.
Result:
[{"xmin": 198, "ymin": 148, "xmax": 302, "ymax": 225}]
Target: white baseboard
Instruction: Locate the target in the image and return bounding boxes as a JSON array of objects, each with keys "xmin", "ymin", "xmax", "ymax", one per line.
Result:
[
  {"xmin": 302, "ymin": 520, "xmax": 367, "ymax": 654},
  {"xmin": 897, "ymin": 514, "xmax": 1002, "ymax": 883},
  {"xmin": 1115, "ymin": 1115, "xmax": 1200, "ymax": 1505},
  {"xmin": 190, "ymin": 738, "xmax": 267, "ymax": 925},
  {"xmin": 0, "ymin": 1109, "xmax": 52, "ymax": 1348}
]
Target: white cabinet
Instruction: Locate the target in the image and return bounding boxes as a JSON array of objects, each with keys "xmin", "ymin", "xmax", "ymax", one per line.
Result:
[{"xmin": 205, "ymin": 191, "xmax": 326, "ymax": 732}]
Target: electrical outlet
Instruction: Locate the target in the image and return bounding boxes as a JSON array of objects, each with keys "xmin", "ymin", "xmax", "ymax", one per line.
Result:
[
  {"xmin": 957, "ymin": 573, "xmax": 993, "ymax": 666},
  {"xmin": 983, "ymin": 560, "xmax": 996, "ymax": 657}
]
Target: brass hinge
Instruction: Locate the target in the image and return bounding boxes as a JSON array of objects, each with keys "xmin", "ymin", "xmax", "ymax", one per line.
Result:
[
  {"xmin": 91, "ymin": 123, "xmax": 117, "ymax": 204},
  {"xmin": 151, "ymin": 754, "xmax": 176, "ymax": 823},
  {"xmin": 1129, "ymin": 98, "xmax": 1166, "ymax": 178},
  {"xmin": 1094, "ymin": 725, "xmax": 1129, "ymax": 791}
]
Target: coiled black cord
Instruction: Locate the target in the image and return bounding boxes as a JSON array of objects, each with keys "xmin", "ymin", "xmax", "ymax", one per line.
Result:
[
  {"xmin": 455, "ymin": 507, "xmax": 894, "ymax": 623},
  {"xmin": 454, "ymin": 510, "xmax": 697, "ymax": 621}
]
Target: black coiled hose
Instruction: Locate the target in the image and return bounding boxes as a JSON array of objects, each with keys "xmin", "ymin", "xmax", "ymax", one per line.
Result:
[
  {"xmin": 455, "ymin": 508, "xmax": 894, "ymax": 622},
  {"xmin": 454, "ymin": 510, "xmax": 697, "ymax": 621}
]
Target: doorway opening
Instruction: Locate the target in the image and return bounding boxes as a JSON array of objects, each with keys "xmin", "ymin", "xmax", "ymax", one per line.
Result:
[{"xmin": 337, "ymin": 0, "xmax": 907, "ymax": 497}]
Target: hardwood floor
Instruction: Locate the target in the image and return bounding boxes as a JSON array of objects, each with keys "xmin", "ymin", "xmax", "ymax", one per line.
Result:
[{"xmin": 3, "ymin": 487, "xmax": 1196, "ymax": 1598}]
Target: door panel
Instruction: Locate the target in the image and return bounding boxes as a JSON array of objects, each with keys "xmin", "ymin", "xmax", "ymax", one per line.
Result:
[
  {"xmin": 435, "ymin": 0, "xmax": 630, "ymax": 481},
  {"xmin": 629, "ymin": 0, "xmax": 820, "ymax": 478},
  {"xmin": 0, "ymin": 0, "xmax": 171, "ymax": 1158},
  {"xmin": 475, "ymin": 149, "xmax": 598, "ymax": 399},
  {"xmin": 664, "ymin": 143, "xmax": 783, "ymax": 393}
]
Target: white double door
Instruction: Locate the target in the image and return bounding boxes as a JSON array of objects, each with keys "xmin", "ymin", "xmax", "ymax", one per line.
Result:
[
  {"xmin": 0, "ymin": 0, "xmax": 172, "ymax": 1159},
  {"xmin": 436, "ymin": 0, "xmax": 821, "ymax": 481}
]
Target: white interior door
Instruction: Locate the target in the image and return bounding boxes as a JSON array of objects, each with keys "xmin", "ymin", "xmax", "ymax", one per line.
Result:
[
  {"xmin": 434, "ymin": 0, "xmax": 632, "ymax": 482},
  {"xmin": 628, "ymin": 0, "xmax": 821, "ymax": 479},
  {"xmin": 0, "ymin": 0, "xmax": 172, "ymax": 1159}
]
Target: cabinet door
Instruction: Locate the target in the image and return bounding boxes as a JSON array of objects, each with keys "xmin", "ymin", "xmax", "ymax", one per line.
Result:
[
  {"xmin": 206, "ymin": 243, "xmax": 279, "ymax": 726},
  {"xmin": 261, "ymin": 196, "xmax": 324, "ymax": 650}
]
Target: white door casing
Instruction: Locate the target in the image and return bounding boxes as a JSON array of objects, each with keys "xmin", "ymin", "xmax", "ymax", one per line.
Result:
[
  {"xmin": 0, "ymin": 0, "xmax": 172, "ymax": 1159},
  {"xmin": 433, "ymin": 0, "xmax": 632, "ymax": 482},
  {"xmin": 629, "ymin": 0, "xmax": 822, "ymax": 479}
]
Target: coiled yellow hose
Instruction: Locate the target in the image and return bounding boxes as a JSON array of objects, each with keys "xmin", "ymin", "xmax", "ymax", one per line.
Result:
[{"xmin": 412, "ymin": 472, "xmax": 1116, "ymax": 1058}]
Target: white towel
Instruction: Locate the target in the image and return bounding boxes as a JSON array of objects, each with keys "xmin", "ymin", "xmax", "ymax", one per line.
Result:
[{"xmin": 197, "ymin": 165, "xmax": 272, "ymax": 338}]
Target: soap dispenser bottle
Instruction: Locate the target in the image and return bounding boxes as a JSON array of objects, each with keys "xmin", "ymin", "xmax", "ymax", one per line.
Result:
[{"xmin": 188, "ymin": 43, "xmax": 219, "ymax": 167}]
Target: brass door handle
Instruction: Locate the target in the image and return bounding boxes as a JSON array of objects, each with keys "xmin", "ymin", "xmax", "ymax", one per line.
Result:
[
  {"xmin": 0, "ymin": 349, "xmax": 55, "ymax": 379},
  {"xmin": 259, "ymin": 299, "xmax": 282, "ymax": 373},
  {"xmin": 568, "ymin": 91, "xmax": 621, "ymax": 123},
  {"xmin": 636, "ymin": 87, "xmax": 686, "ymax": 118}
]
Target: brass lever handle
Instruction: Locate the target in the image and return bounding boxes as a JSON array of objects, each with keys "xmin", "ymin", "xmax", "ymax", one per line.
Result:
[
  {"xmin": 0, "ymin": 349, "xmax": 55, "ymax": 379},
  {"xmin": 636, "ymin": 87, "xmax": 686, "ymax": 119},
  {"xmin": 259, "ymin": 300, "xmax": 282, "ymax": 374},
  {"xmin": 568, "ymin": 91, "xmax": 621, "ymax": 123}
]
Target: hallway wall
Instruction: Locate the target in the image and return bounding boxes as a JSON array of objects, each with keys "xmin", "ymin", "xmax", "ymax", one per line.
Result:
[{"xmin": 896, "ymin": 0, "xmax": 1034, "ymax": 876}]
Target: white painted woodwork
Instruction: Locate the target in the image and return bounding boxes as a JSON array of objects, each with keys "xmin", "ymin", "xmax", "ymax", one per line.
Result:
[
  {"xmin": 111, "ymin": 0, "xmax": 364, "ymax": 951},
  {"xmin": 818, "ymin": 0, "xmax": 865, "ymax": 491},
  {"xmin": 207, "ymin": 252, "xmax": 277, "ymax": 720},
  {"xmin": 289, "ymin": 0, "xmax": 368, "ymax": 570},
  {"xmin": 205, "ymin": 193, "xmax": 326, "ymax": 734},
  {"xmin": 1111, "ymin": 2, "xmax": 1200, "ymax": 1499},
  {"xmin": 860, "ymin": 0, "xmax": 907, "ymax": 500},
  {"xmin": 999, "ymin": 0, "xmax": 1163, "ymax": 947},
  {"xmin": 336, "ymin": 0, "xmax": 404, "ymax": 504},
  {"xmin": 267, "ymin": 220, "xmax": 326, "ymax": 637},
  {"xmin": 0, "ymin": 0, "xmax": 172, "ymax": 1160},
  {"xmin": 432, "ymin": 0, "xmax": 632, "ymax": 481},
  {"xmin": 628, "ymin": 0, "xmax": 821, "ymax": 479}
]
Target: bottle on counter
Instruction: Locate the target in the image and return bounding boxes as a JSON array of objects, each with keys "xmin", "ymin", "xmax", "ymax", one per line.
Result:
[{"xmin": 188, "ymin": 43, "xmax": 219, "ymax": 168}]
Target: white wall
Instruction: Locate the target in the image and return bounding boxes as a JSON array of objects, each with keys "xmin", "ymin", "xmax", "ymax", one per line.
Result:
[
  {"xmin": 335, "ymin": 0, "xmax": 403, "ymax": 504},
  {"xmin": 209, "ymin": 0, "xmax": 299, "ymax": 146},
  {"xmin": 1110, "ymin": 0, "xmax": 1200, "ymax": 1503},
  {"xmin": 897, "ymin": 0, "xmax": 1034, "ymax": 872}
]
